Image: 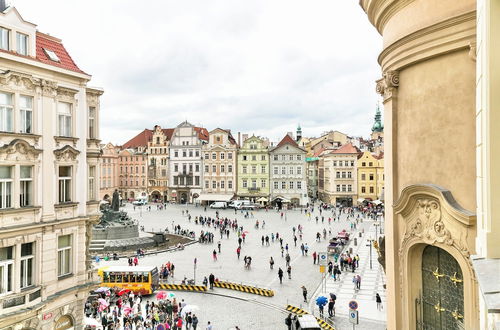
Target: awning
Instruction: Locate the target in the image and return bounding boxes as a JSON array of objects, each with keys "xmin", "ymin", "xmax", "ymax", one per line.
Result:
[
  {"xmin": 257, "ymin": 197, "xmax": 268, "ymax": 202},
  {"xmin": 197, "ymin": 194, "xmax": 234, "ymax": 202},
  {"xmin": 373, "ymin": 200, "xmax": 383, "ymax": 205},
  {"xmin": 272, "ymin": 196, "xmax": 291, "ymax": 203},
  {"xmin": 357, "ymin": 198, "xmax": 365, "ymax": 203}
]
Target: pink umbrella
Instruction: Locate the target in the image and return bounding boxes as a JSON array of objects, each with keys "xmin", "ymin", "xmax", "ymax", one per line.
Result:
[
  {"xmin": 123, "ymin": 307, "xmax": 133, "ymax": 315},
  {"xmin": 98, "ymin": 298, "xmax": 109, "ymax": 307},
  {"xmin": 156, "ymin": 291, "xmax": 168, "ymax": 300}
]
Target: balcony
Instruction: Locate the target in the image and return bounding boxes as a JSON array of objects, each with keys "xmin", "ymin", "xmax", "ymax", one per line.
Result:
[{"xmin": 248, "ymin": 187, "xmax": 260, "ymax": 192}]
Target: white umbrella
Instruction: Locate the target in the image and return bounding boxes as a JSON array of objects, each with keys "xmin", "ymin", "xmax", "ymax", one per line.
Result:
[
  {"xmin": 84, "ymin": 317, "xmax": 102, "ymax": 328},
  {"xmin": 181, "ymin": 305, "xmax": 200, "ymax": 316}
]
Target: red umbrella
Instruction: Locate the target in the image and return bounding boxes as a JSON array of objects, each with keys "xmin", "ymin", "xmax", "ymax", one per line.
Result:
[{"xmin": 117, "ymin": 288, "xmax": 131, "ymax": 296}]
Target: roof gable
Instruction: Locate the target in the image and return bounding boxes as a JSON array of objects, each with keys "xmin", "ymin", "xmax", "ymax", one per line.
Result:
[{"xmin": 331, "ymin": 143, "xmax": 360, "ymax": 154}]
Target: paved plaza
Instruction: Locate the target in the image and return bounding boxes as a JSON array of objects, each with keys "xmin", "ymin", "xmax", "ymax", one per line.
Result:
[{"xmin": 97, "ymin": 203, "xmax": 387, "ymax": 329}]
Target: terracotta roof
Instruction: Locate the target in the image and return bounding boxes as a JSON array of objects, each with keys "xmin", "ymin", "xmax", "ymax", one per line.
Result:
[
  {"xmin": 122, "ymin": 126, "xmax": 207, "ymax": 148},
  {"xmin": 35, "ymin": 32, "xmax": 86, "ymax": 74},
  {"xmin": 276, "ymin": 134, "xmax": 299, "ymax": 148},
  {"xmin": 313, "ymin": 147, "xmax": 325, "ymax": 158},
  {"xmin": 194, "ymin": 127, "xmax": 209, "ymax": 141},
  {"xmin": 373, "ymin": 151, "xmax": 384, "ymax": 160},
  {"xmin": 331, "ymin": 143, "xmax": 360, "ymax": 154}
]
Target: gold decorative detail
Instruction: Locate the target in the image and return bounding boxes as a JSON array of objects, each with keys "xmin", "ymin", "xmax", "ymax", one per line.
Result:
[
  {"xmin": 434, "ymin": 302, "xmax": 445, "ymax": 313},
  {"xmin": 432, "ymin": 268, "xmax": 445, "ymax": 281},
  {"xmin": 452, "ymin": 309, "xmax": 463, "ymax": 320},
  {"xmin": 450, "ymin": 272, "xmax": 463, "ymax": 285}
]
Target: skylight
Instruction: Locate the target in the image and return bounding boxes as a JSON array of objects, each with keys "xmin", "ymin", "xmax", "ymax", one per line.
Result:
[{"xmin": 43, "ymin": 48, "xmax": 60, "ymax": 62}]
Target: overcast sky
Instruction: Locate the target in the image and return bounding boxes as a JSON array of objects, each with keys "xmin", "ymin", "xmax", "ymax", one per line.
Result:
[{"xmin": 15, "ymin": 0, "xmax": 382, "ymax": 145}]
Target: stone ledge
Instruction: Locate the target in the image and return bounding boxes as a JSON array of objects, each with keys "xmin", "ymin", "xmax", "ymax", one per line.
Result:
[
  {"xmin": 54, "ymin": 202, "xmax": 79, "ymax": 209},
  {"xmin": 471, "ymin": 255, "xmax": 500, "ymax": 313},
  {"xmin": 0, "ymin": 206, "xmax": 41, "ymax": 215}
]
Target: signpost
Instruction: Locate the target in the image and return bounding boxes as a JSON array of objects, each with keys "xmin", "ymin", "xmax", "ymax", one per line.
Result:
[
  {"xmin": 318, "ymin": 252, "xmax": 328, "ymax": 266},
  {"xmin": 348, "ymin": 300, "xmax": 359, "ymax": 329}
]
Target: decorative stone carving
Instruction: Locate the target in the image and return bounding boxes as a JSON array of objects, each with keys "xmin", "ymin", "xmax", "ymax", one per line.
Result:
[
  {"xmin": 57, "ymin": 86, "xmax": 78, "ymax": 102},
  {"xmin": 376, "ymin": 70, "xmax": 399, "ymax": 101},
  {"xmin": 468, "ymin": 41, "xmax": 477, "ymax": 62},
  {"xmin": 54, "ymin": 145, "xmax": 80, "ymax": 161},
  {"xmin": 41, "ymin": 79, "xmax": 58, "ymax": 97},
  {"xmin": 0, "ymin": 139, "xmax": 42, "ymax": 162},
  {"xmin": 0, "ymin": 70, "xmax": 41, "ymax": 92}
]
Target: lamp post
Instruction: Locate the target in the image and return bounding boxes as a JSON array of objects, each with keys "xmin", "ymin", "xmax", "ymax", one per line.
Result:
[{"xmin": 366, "ymin": 238, "xmax": 373, "ymax": 270}]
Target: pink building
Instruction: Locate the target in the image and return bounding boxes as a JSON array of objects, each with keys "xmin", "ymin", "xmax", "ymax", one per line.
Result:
[
  {"xmin": 118, "ymin": 149, "xmax": 148, "ymax": 201},
  {"xmin": 100, "ymin": 143, "xmax": 120, "ymax": 200}
]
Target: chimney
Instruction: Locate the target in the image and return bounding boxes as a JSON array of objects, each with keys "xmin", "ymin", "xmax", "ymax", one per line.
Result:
[{"xmin": 0, "ymin": 0, "xmax": 7, "ymax": 12}]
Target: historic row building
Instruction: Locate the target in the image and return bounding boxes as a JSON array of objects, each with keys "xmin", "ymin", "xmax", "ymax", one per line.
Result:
[{"xmin": 0, "ymin": 5, "xmax": 103, "ymax": 329}]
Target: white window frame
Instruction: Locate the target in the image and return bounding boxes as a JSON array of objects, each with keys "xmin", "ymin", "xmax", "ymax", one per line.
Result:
[
  {"xmin": 0, "ymin": 27, "xmax": 9, "ymax": 51},
  {"xmin": 20, "ymin": 95, "xmax": 33, "ymax": 134},
  {"xmin": 57, "ymin": 102, "xmax": 72, "ymax": 137},
  {"xmin": 0, "ymin": 92, "xmax": 13, "ymax": 132},
  {"xmin": 0, "ymin": 166, "xmax": 12, "ymax": 209},
  {"xmin": 16, "ymin": 32, "xmax": 28, "ymax": 55},
  {"xmin": 274, "ymin": 181, "xmax": 279, "ymax": 189},
  {"xmin": 228, "ymin": 180, "xmax": 233, "ymax": 189},
  {"xmin": 242, "ymin": 180, "xmax": 247, "ymax": 188},
  {"xmin": 0, "ymin": 246, "xmax": 13, "ymax": 295},
  {"xmin": 281, "ymin": 181, "xmax": 286, "ymax": 189},
  {"xmin": 20, "ymin": 165, "xmax": 32, "ymax": 207},
  {"xmin": 261, "ymin": 179, "xmax": 266, "ymax": 188},
  {"xmin": 20, "ymin": 243, "xmax": 34, "ymax": 289},
  {"xmin": 88, "ymin": 106, "xmax": 96, "ymax": 139},
  {"xmin": 297, "ymin": 181, "xmax": 302, "ymax": 189},
  {"xmin": 58, "ymin": 166, "xmax": 72, "ymax": 203},
  {"xmin": 57, "ymin": 235, "xmax": 72, "ymax": 277},
  {"xmin": 88, "ymin": 166, "xmax": 96, "ymax": 201}
]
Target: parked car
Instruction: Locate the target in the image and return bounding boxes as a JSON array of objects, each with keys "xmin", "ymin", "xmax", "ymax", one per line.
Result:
[
  {"xmin": 133, "ymin": 199, "xmax": 147, "ymax": 206},
  {"xmin": 209, "ymin": 202, "xmax": 227, "ymax": 209},
  {"xmin": 238, "ymin": 203, "xmax": 259, "ymax": 210}
]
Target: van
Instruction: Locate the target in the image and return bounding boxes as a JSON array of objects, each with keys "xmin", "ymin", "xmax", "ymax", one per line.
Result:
[
  {"xmin": 228, "ymin": 200, "xmax": 250, "ymax": 209},
  {"xmin": 209, "ymin": 202, "xmax": 227, "ymax": 209},
  {"xmin": 293, "ymin": 315, "xmax": 321, "ymax": 330}
]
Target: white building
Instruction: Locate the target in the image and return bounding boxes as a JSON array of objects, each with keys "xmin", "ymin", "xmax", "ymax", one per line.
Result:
[
  {"xmin": 269, "ymin": 134, "xmax": 308, "ymax": 207},
  {"xmin": 0, "ymin": 5, "xmax": 102, "ymax": 329},
  {"xmin": 168, "ymin": 121, "xmax": 208, "ymax": 203}
]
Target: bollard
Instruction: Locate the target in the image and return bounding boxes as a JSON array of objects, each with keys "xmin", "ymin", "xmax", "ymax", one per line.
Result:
[{"xmin": 354, "ymin": 238, "xmax": 357, "ymax": 246}]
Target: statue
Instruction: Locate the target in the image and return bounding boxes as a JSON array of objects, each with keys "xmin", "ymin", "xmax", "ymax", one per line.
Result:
[{"xmin": 111, "ymin": 189, "xmax": 120, "ymax": 211}]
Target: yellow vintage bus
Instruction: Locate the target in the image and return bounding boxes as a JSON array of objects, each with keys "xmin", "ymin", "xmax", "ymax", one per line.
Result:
[{"xmin": 97, "ymin": 266, "xmax": 159, "ymax": 295}]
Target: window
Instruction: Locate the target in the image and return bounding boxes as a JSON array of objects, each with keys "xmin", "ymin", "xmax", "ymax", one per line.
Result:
[
  {"xmin": 228, "ymin": 153, "xmax": 233, "ymax": 160},
  {"xmin": 369, "ymin": 174, "xmax": 374, "ymax": 181},
  {"xmin": 274, "ymin": 182, "xmax": 279, "ymax": 189},
  {"xmin": 250, "ymin": 144, "xmax": 256, "ymax": 150},
  {"xmin": 228, "ymin": 180, "xmax": 233, "ymax": 189},
  {"xmin": 336, "ymin": 172, "xmax": 340, "ymax": 179},
  {"xmin": 175, "ymin": 164, "xmax": 179, "ymax": 172},
  {"xmin": 88, "ymin": 106, "xmax": 96, "ymax": 139},
  {"xmin": 362, "ymin": 162, "xmax": 366, "ymax": 167},
  {"xmin": 188, "ymin": 150, "xmax": 193, "ymax": 157},
  {"xmin": 252, "ymin": 179, "xmax": 257, "ymax": 188},
  {"xmin": 351, "ymin": 161, "xmax": 355, "ymax": 166},
  {"xmin": 289, "ymin": 181, "xmax": 294, "ymax": 189},
  {"xmin": 297, "ymin": 181, "xmax": 302, "ymax": 189},
  {"xmin": 175, "ymin": 150, "xmax": 179, "ymax": 157},
  {"xmin": 0, "ymin": 92, "xmax": 13, "ymax": 132},
  {"xmin": 57, "ymin": 102, "xmax": 72, "ymax": 137},
  {"xmin": 252, "ymin": 166, "xmax": 256, "ymax": 174},
  {"xmin": 261, "ymin": 179, "xmax": 266, "ymax": 188},
  {"xmin": 220, "ymin": 180, "xmax": 225, "ymax": 189},
  {"xmin": 228, "ymin": 165, "xmax": 233, "ymax": 173},
  {"xmin": 297, "ymin": 155, "xmax": 302, "ymax": 160},
  {"xmin": 204, "ymin": 153, "xmax": 209, "ymax": 160},
  {"xmin": 342, "ymin": 184, "xmax": 346, "ymax": 192},
  {"xmin": 242, "ymin": 180, "xmax": 247, "ymax": 188},
  {"xmin": 261, "ymin": 165, "xmax": 266, "ymax": 174},
  {"xmin": 58, "ymin": 166, "xmax": 72, "ymax": 203},
  {"xmin": 44, "ymin": 48, "xmax": 60, "ymax": 62},
  {"xmin": 289, "ymin": 167, "xmax": 294, "ymax": 175},
  {"xmin": 20, "ymin": 243, "xmax": 34, "ymax": 288},
  {"xmin": 274, "ymin": 166, "xmax": 278, "ymax": 175},
  {"xmin": 18, "ymin": 165, "xmax": 32, "ymax": 207},
  {"xmin": 336, "ymin": 185, "xmax": 340, "ymax": 192},
  {"xmin": 212, "ymin": 165, "xmax": 216, "ymax": 173},
  {"xmin": 281, "ymin": 167, "xmax": 286, "ymax": 175},
  {"xmin": 361, "ymin": 173, "xmax": 366, "ymax": 180},
  {"xmin": 261, "ymin": 155, "xmax": 266, "ymax": 161},
  {"xmin": 220, "ymin": 153, "xmax": 225, "ymax": 160},
  {"xmin": 242, "ymin": 155, "xmax": 247, "ymax": 161},
  {"xmin": 87, "ymin": 166, "xmax": 96, "ymax": 201},
  {"xmin": 361, "ymin": 186, "xmax": 366, "ymax": 193},
  {"xmin": 212, "ymin": 181, "xmax": 217, "ymax": 189},
  {"xmin": 273, "ymin": 155, "xmax": 278, "ymax": 161},
  {"xmin": 252, "ymin": 155, "xmax": 256, "ymax": 161},
  {"xmin": 289, "ymin": 155, "xmax": 294, "ymax": 161},
  {"xmin": 0, "ymin": 27, "xmax": 9, "ymax": 50},
  {"xmin": 220, "ymin": 165, "xmax": 225, "ymax": 173},
  {"xmin": 282, "ymin": 155, "xmax": 286, "ymax": 161},
  {"xmin": 281, "ymin": 181, "xmax": 286, "ymax": 189},
  {"xmin": 242, "ymin": 166, "xmax": 247, "ymax": 174},
  {"xmin": 195, "ymin": 164, "xmax": 200, "ymax": 172},
  {"xmin": 297, "ymin": 166, "xmax": 302, "ymax": 175},
  {"xmin": 57, "ymin": 235, "xmax": 72, "ymax": 276},
  {"xmin": 0, "ymin": 166, "xmax": 12, "ymax": 209},
  {"xmin": 347, "ymin": 171, "xmax": 352, "ymax": 179},
  {"xmin": 369, "ymin": 162, "xmax": 373, "ymax": 167},
  {"xmin": 16, "ymin": 32, "xmax": 28, "ymax": 55},
  {"xmin": 370, "ymin": 186, "xmax": 374, "ymax": 193},
  {"xmin": 204, "ymin": 165, "xmax": 208, "ymax": 173},
  {"xmin": 212, "ymin": 153, "xmax": 216, "ymax": 160},
  {"xmin": 0, "ymin": 246, "xmax": 13, "ymax": 294},
  {"xmin": 342, "ymin": 172, "xmax": 346, "ymax": 178},
  {"xmin": 20, "ymin": 95, "xmax": 33, "ymax": 134},
  {"xmin": 182, "ymin": 150, "xmax": 187, "ymax": 157},
  {"xmin": 348, "ymin": 184, "xmax": 352, "ymax": 192},
  {"xmin": 205, "ymin": 180, "xmax": 209, "ymax": 188},
  {"xmin": 333, "ymin": 161, "xmax": 337, "ymax": 166}
]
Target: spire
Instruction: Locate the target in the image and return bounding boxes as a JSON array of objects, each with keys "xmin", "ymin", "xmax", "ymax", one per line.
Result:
[
  {"xmin": 296, "ymin": 124, "xmax": 302, "ymax": 141},
  {"xmin": 372, "ymin": 102, "xmax": 384, "ymax": 132}
]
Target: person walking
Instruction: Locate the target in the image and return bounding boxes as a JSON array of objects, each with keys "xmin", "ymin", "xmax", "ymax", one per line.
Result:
[
  {"xmin": 285, "ymin": 313, "xmax": 292, "ymax": 330},
  {"xmin": 206, "ymin": 321, "xmax": 213, "ymax": 330},
  {"xmin": 269, "ymin": 257, "xmax": 275, "ymax": 269},
  {"xmin": 217, "ymin": 241, "xmax": 221, "ymax": 253},
  {"xmin": 285, "ymin": 253, "xmax": 291, "ymax": 267},
  {"xmin": 356, "ymin": 274, "xmax": 361, "ymax": 289},
  {"xmin": 287, "ymin": 265, "xmax": 292, "ymax": 279},
  {"xmin": 209, "ymin": 273, "xmax": 215, "ymax": 290},
  {"xmin": 236, "ymin": 246, "xmax": 241, "ymax": 259},
  {"xmin": 212, "ymin": 250, "xmax": 217, "ymax": 261},
  {"xmin": 376, "ymin": 293, "xmax": 382, "ymax": 310},
  {"xmin": 192, "ymin": 315, "xmax": 199, "ymax": 330},
  {"xmin": 302, "ymin": 286, "xmax": 308, "ymax": 302},
  {"xmin": 328, "ymin": 298, "xmax": 335, "ymax": 317},
  {"xmin": 278, "ymin": 268, "xmax": 284, "ymax": 284},
  {"xmin": 313, "ymin": 251, "xmax": 317, "ymax": 264}
]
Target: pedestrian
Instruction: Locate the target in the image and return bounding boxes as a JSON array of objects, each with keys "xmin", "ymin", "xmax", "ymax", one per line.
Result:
[
  {"xmin": 278, "ymin": 268, "xmax": 284, "ymax": 284},
  {"xmin": 270, "ymin": 256, "xmax": 275, "ymax": 269},
  {"xmin": 285, "ymin": 313, "xmax": 292, "ymax": 330},
  {"xmin": 356, "ymin": 274, "xmax": 361, "ymax": 289},
  {"xmin": 206, "ymin": 321, "xmax": 213, "ymax": 330},
  {"xmin": 376, "ymin": 293, "xmax": 382, "ymax": 310},
  {"xmin": 212, "ymin": 250, "xmax": 217, "ymax": 261},
  {"xmin": 287, "ymin": 265, "xmax": 292, "ymax": 279},
  {"xmin": 285, "ymin": 253, "xmax": 291, "ymax": 267},
  {"xmin": 294, "ymin": 235, "xmax": 297, "ymax": 246},
  {"xmin": 319, "ymin": 304, "xmax": 324, "ymax": 317},
  {"xmin": 302, "ymin": 286, "xmax": 308, "ymax": 302},
  {"xmin": 328, "ymin": 298, "xmax": 335, "ymax": 317},
  {"xmin": 217, "ymin": 241, "xmax": 221, "ymax": 253},
  {"xmin": 236, "ymin": 246, "xmax": 241, "ymax": 259},
  {"xmin": 192, "ymin": 314, "xmax": 199, "ymax": 330},
  {"xmin": 281, "ymin": 246, "xmax": 284, "ymax": 257},
  {"xmin": 209, "ymin": 273, "xmax": 215, "ymax": 289},
  {"xmin": 313, "ymin": 251, "xmax": 317, "ymax": 264}
]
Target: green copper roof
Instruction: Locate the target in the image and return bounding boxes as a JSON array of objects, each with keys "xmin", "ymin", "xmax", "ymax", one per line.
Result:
[{"xmin": 372, "ymin": 103, "xmax": 384, "ymax": 132}]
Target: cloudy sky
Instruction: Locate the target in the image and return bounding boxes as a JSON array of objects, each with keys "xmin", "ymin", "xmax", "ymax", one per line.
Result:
[{"xmin": 15, "ymin": 0, "xmax": 382, "ymax": 145}]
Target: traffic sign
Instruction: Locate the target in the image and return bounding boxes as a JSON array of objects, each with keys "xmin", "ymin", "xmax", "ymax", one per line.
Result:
[
  {"xmin": 348, "ymin": 300, "xmax": 358, "ymax": 310},
  {"xmin": 318, "ymin": 252, "xmax": 328, "ymax": 266},
  {"xmin": 319, "ymin": 265, "xmax": 326, "ymax": 273},
  {"xmin": 349, "ymin": 309, "xmax": 359, "ymax": 325}
]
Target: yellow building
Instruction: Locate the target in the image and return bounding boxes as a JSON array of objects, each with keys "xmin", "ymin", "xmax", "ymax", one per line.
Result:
[
  {"xmin": 236, "ymin": 136, "xmax": 270, "ymax": 203},
  {"xmin": 356, "ymin": 151, "xmax": 384, "ymax": 202}
]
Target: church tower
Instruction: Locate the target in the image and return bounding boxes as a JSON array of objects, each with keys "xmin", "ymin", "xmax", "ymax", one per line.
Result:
[
  {"xmin": 371, "ymin": 103, "xmax": 384, "ymax": 140},
  {"xmin": 296, "ymin": 124, "xmax": 302, "ymax": 141}
]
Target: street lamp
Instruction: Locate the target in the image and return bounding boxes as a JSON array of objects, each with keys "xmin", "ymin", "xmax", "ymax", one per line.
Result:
[{"xmin": 366, "ymin": 238, "xmax": 374, "ymax": 270}]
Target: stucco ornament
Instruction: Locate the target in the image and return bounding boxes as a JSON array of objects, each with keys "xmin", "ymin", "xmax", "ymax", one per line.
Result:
[
  {"xmin": 376, "ymin": 70, "xmax": 399, "ymax": 101},
  {"xmin": 0, "ymin": 70, "xmax": 40, "ymax": 92},
  {"xmin": 0, "ymin": 139, "xmax": 42, "ymax": 161},
  {"xmin": 54, "ymin": 145, "xmax": 80, "ymax": 161}
]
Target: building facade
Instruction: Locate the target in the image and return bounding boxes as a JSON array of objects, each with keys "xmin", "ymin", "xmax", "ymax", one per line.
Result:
[
  {"xmin": 167, "ymin": 121, "xmax": 208, "ymax": 204},
  {"xmin": 318, "ymin": 143, "xmax": 359, "ymax": 206},
  {"xmin": 147, "ymin": 125, "xmax": 170, "ymax": 202},
  {"xmin": 199, "ymin": 128, "xmax": 238, "ymax": 204},
  {"xmin": 99, "ymin": 142, "xmax": 119, "ymax": 200},
  {"xmin": 361, "ymin": 0, "xmax": 478, "ymax": 328},
  {"xmin": 118, "ymin": 149, "xmax": 147, "ymax": 201},
  {"xmin": 269, "ymin": 134, "xmax": 308, "ymax": 207},
  {"xmin": 356, "ymin": 151, "xmax": 384, "ymax": 202},
  {"xmin": 0, "ymin": 5, "xmax": 102, "ymax": 329},
  {"xmin": 236, "ymin": 136, "xmax": 270, "ymax": 203}
]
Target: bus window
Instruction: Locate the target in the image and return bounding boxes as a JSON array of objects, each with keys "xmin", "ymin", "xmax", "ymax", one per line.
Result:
[
  {"xmin": 103, "ymin": 272, "xmax": 110, "ymax": 282},
  {"xmin": 130, "ymin": 273, "xmax": 136, "ymax": 283},
  {"xmin": 109, "ymin": 272, "xmax": 116, "ymax": 282}
]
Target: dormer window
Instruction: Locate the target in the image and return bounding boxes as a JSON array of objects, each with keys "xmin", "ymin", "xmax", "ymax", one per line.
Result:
[
  {"xmin": 43, "ymin": 48, "xmax": 60, "ymax": 62},
  {"xmin": 0, "ymin": 27, "xmax": 9, "ymax": 50},
  {"xmin": 16, "ymin": 32, "xmax": 28, "ymax": 55}
]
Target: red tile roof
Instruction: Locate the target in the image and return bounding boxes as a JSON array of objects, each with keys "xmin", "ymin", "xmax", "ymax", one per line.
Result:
[
  {"xmin": 35, "ymin": 32, "xmax": 86, "ymax": 74},
  {"xmin": 122, "ymin": 126, "xmax": 208, "ymax": 148},
  {"xmin": 331, "ymin": 143, "xmax": 360, "ymax": 154},
  {"xmin": 276, "ymin": 134, "xmax": 299, "ymax": 149}
]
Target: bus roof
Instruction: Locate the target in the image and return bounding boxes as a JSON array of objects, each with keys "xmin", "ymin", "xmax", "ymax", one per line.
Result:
[
  {"xmin": 298, "ymin": 315, "xmax": 321, "ymax": 328},
  {"xmin": 99, "ymin": 266, "xmax": 157, "ymax": 272}
]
